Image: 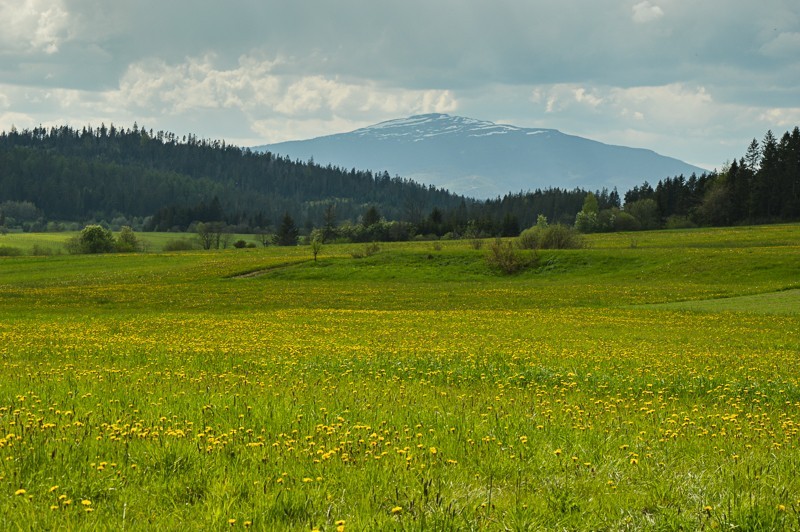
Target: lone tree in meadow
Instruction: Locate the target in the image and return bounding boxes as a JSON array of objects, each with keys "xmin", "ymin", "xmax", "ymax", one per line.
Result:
[{"xmin": 274, "ymin": 213, "xmax": 299, "ymax": 246}]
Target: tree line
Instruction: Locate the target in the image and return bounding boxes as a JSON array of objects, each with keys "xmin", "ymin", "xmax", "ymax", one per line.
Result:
[{"xmin": 1, "ymin": 124, "xmax": 799, "ymax": 242}]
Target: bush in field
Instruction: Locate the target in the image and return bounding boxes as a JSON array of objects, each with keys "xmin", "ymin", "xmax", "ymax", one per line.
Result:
[
  {"xmin": 486, "ymin": 238, "xmax": 534, "ymax": 274},
  {"xmin": 0, "ymin": 245, "xmax": 22, "ymax": 256},
  {"xmin": 163, "ymin": 239, "xmax": 196, "ymax": 252},
  {"xmin": 30, "ymin": 245, "xmax": 54, "ymax": 256},
  {"xmin": 115, "ymin": 226, "xmax": 142, "ymax": 252},
  {"xmin": 351, "ymin": 242, "xmax": 380, "ymax": 259},
  {"xmin": 66, "ymin": 225, "xmax": 116, "ymax": 254},
  {"xmin": 537, "ymin": 224, "xmax": 584, "ymax": 250}
]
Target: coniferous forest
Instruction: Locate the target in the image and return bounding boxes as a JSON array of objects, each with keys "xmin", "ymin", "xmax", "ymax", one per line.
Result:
[{"xmin": 1, "ymin": 124, "xmax": 798, "ymax": 240}]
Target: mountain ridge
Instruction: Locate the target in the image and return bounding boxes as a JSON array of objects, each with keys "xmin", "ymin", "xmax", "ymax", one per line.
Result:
[{"xmin": 256, "ymin": 113, "xmax": 707, "ymax": 199}]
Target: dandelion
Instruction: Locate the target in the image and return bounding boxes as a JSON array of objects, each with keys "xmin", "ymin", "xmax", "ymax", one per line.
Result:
[
  {"xmin": 228, "ymin": 518, "xmax": 236, "ymax": 525},
  {"xmin": 49, "ymin": 485, "xmax": 59, "ymax": 493},
  {"xmin": 429, "ymin": 447, "xmax": 437, "ymax": 455},
  {"xmin": 391, "ymin": 506, "xmax": 403, "ymax": 514},
  {"xmin": 14, "ymin": 489, "xmax": 26, "ymax": 496},
  {"xmin": 81, "ymin": 499, "xmax": 92, "ymax": 506}
]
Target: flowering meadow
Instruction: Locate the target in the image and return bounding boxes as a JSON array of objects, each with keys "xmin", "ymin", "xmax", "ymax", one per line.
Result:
[{"xmin": 0, "ymin": 225, "xmax": 799, "ymax": 529}]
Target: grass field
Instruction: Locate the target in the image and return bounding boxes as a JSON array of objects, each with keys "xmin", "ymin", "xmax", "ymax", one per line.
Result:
[{"xmin": 0, "ymin": 225, "xmax": 799, "ymax": 529}]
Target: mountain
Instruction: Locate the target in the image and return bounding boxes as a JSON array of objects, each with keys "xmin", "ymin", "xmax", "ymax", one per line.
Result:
[{"xmin": 256, "ymin": 114, "xmax": 707, "ymax": 199}]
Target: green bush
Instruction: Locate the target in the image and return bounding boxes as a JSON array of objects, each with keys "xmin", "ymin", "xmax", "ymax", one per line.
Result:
[
  {"xmin": 30, "ymin": 245, "xmax": 54, "ymax": 256},
  {"xmin": 486, "ymin": 238, "xmax": 534, "ymax": 274},
  {"xmin": 519, "ymin": 224, "xmax": 583, "ymax": 250},
  {"xmin": 537, "ymin": 224, "xmax": 584, "ymax": 250},
  {"xmin": 163, "ymin": 239, "xmax": 196, "ymax": 252},
  {"xmin": 0, "ymin": 245, "xmax": 22, "ymax": 256},
  {"xmin": 115, "ymin": 226, "xmax": 142, "ymax": 252},
  {"xmin": 66, "ymin": 225, "xmax": 116, "ymax": 254}
]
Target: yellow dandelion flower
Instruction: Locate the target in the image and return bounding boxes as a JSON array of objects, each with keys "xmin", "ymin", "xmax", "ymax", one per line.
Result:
[
  {"xmin": 14, "ymin": 489, "xmax": 26, "ymax": 496},
  {"xmin": 554, "ymin": 449, "xmax": 562, "ymax": 456},
  {"xmin": 228, "ymin": 518, "xmax": 236, "ymax": 525},
  {"xmin": 391, "ymin": 506, "xmax": 403, "ymax": 514},
  {"xmin": 81, "ymin": 499, "xmax": 92, "ymax": 506},
  {"xmin": 429, "ymin": 447, "xmax": 437, "ymax": 454},
  {"xmin": 49, "ymin": 485, "xmax": 59, "ymax": 493}
]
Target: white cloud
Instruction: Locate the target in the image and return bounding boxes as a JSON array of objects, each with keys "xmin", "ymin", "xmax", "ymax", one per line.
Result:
[
  {"xmin": 0, "ymin": 0, "xmax": 70, "ymax": 54},
  {"xmin": 759, "ymin": 108, "xmax": 800, "ymax": 128},
  {"xmin": 632, "ymin": 1, "xmax": 664, "ymax": 23}
]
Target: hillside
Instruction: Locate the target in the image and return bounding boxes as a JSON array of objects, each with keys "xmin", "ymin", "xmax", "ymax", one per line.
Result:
[
  {"xmin": 0, "ymin": 125, "xmax": 468, "ymax": 230},
  {"xmin": 258, "ymin": 114, "xmax": 707, "ymax": 198}
]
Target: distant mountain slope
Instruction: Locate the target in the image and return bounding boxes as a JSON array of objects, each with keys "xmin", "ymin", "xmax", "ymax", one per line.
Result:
[{"xmin": 256, "ymin": 114, "xmax": 707, "ymax": 199}]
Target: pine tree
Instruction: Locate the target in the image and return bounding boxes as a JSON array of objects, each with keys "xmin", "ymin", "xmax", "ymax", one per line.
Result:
[{"xmin": 275, "ymin": 213, "xmax": 298, "ymax": 246}]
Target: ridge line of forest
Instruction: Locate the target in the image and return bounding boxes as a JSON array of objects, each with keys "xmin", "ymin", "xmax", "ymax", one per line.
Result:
[{"xmin": 1, "ymin": 123, "xmax": 798, "ymax": 242}]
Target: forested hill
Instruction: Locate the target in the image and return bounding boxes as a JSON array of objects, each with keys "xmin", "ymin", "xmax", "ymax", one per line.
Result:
[
  {"xmin": 0, "ymin": 124, "xmax": 469, "ymax": 230},
  {"xmin": 1, "ymin": 124, "xmax": 799, "ymax": 238}
]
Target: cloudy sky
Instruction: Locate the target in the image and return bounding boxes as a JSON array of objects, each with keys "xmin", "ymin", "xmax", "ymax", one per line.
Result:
[{"xmin": 1, "ymin": 1, "xmax": 798, "ymax": 169}]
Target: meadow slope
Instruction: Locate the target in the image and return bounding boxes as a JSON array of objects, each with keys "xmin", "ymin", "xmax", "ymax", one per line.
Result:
[{"xmin": 0, "ymin": 225, "xmax": 798, "ymax": 529}]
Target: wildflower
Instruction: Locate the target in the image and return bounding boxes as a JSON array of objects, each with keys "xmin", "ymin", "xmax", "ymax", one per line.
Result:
[
  {"xmin": 429, "ymin": 447, "xmax": 437, "ymax": 454},
  {"xmin": 49, "ymin": 485, "xmax": 59, "ymax": 493},
  {"xmin": 14, "ymin": 489, "xmax": 26, "ymax": 496},
  {"xmin": 228, "ymin": 518, "xmax": 236, "ymax": 525},
  {"xmin": 554, "ymin": 449, "xmax": 562, "ymax": 456},
  {"xmin": 391, "ymin": 506, "xmax": 403, "ymax": 514},
  {"xmin": 82, "ymin": 499, "xmax": 92, "ymax": 506}
]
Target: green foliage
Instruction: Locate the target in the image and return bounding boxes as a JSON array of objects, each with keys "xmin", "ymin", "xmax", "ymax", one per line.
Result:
[
  {"xmin": 163, "ymin": 239, "xmax": 196, "ymax": 252},
  {"xmin": 362, "ymin": 206, "xmax": 382, "ymax": 227},
  {"xmin": 485, "ymin": 238, "xmax": 534, "ymax": 274},
  {"xmin": 66, "ymin": 224, "xmax": 116, "ymax": 254},
  {"xmin": 115, "ymin": 226, "xmax": 141, "ymax": 252},
  {"xmin": 624, "ymin": 198, "xmax": 660, "ymax": 230},
  {"xmin": 350, "ymin": 242, "xmax": 380, "ymax": 259},
  {"xmin": 0, "ymin": 245, "xmax": 22, "ymax": 256},
  {"xmin": 274, "ymin": 213, "xmax": 299, "ymax": 246},
  {"xmin": 520, "ymin": 223, "xmax": 584, "ymax": 250}
]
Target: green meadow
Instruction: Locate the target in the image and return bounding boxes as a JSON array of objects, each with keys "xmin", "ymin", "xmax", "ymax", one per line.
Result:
[{"xmin": 0, "ymin": 225, "xmax": 799, "ymax": 530}]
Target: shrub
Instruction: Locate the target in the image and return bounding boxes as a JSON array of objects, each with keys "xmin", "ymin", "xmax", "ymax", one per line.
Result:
[
  {"xmin": 115, "ymin": 226, "xmax": 141, "ymax": 252},
  {"xmin": 537, "ymin": 224, "xmax": 584, "ymax": 250},
  {"xmin": 486, "ymin": 238, "xmax": 534, "ymax": 274},
  {"xmin": 163, "ymin": 239, "xmax": 196, "ymax": 252},
  {"xmin": 519, "ymin": 224, "xmax": 583, "ymax": 250},
  {"xmin": 66, "ymin": 225, "xmax": 116, "ymax": 254},
  {"xmin": 518, "ymin": 227, "xmax": 541, "ymax": 249},
  {"xmin": 233, "ymin": 239, "xmax": 248, "ymax": 249},
  {"xmin": 30, "ymin": 245, "xmax": 53, "ymax": 256},
  {"xmin": 0, "ymin": 245, "xmax": 22, "ymax": 257},
  {"xmin": 351, "ymin": 242, "xmax": 380, "ymax": 259}
]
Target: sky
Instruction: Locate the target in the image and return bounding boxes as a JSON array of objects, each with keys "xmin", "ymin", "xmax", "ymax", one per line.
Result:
[{"xmin": 1, "ymin": 1, "xmax": 799, "ymax": 170}]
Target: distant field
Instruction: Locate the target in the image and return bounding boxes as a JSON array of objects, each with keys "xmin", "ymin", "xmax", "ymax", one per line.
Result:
[
  {"xmin": 0, "ymin": 225, "xmax": 798, "ymax": 529},
  {"xmin": 0, "ymin": 230, "xmax": 264, "ymax": 254}
]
